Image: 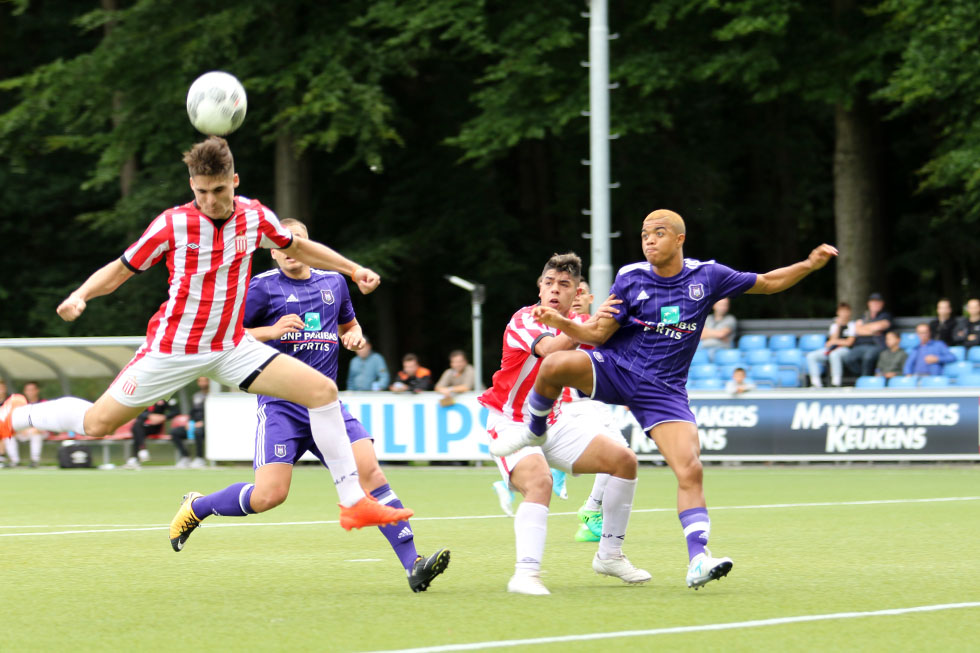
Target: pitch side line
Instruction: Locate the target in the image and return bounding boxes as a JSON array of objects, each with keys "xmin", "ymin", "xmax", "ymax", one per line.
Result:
[
  {"xmin": 358, "ymin": 602, "xmax": 980, "ymax": 653},
  {"xmin": 1, "ymin": 495, "xmax": 977, "ymax": 538}
]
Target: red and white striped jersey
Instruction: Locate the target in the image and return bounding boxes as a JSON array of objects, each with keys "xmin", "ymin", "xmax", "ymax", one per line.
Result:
[
  {"xmin": 478, "ymin": 306, "xmax": 587, "ymax": 423},
  {"xmin": 121, "ymin": 196, "xmax": 293, "ymax": 355}
]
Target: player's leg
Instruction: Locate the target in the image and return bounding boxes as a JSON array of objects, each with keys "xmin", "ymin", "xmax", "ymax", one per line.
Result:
[
  {"xmin": 2, "ymin": 388, "xmax": 140, "ymax": 440},
  {"xmin": 526, "ymin": 350, "xmax": 594, "ymax": 436},
  {"xmin": 506, "ymin": 452, "xmax": 553, "ymax": 595},
  {"xmin": 647, "ymin": 420, "xmax": 732, "ymax": 589}
]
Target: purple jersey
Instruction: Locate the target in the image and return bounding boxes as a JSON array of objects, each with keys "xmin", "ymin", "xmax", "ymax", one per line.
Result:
[
  {"xmin": 243, "ymin": 268, "xmax": 355, "ymax": 406},
  {"xmin": 602, "ymin": 258, "xmax": 757, "ymax": 392}
]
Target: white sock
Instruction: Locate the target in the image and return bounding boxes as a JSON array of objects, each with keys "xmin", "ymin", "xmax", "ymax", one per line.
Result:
[
  {"xmin": 12, "ymin": 397, "xmax": 91, "ymax": 434},
  {"xmin": 308, "ymin": 401, "xmax": 364, "ymax": 507},
  {"xmin": 585, "ymin": 473, "xmax": 610, "ymax": 511},
  {"xmin": 514, "ymin": 501, "xmax": 548, "ymax": 573},
  {"xmin": 597, "ymin": 476, "xmax": 637, "ymax": 560},
  {"xmin": 29, "ymin": 434, "xmax": 43, "ymax": 462},
  {"xmin": 5, "ymin": 438, "xmax": 18, "ymax": 464}
]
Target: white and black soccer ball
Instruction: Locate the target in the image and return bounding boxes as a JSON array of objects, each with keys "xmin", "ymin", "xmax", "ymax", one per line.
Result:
[{"xmin": 186, "ymin": 71, "xmax": 248, "ymax": 136}]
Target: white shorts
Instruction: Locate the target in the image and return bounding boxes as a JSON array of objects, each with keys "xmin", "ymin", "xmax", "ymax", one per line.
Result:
[
  {"xmin": 108, "ymin": 333, "xmax": 279, "ymax": 407},
  {"xmin": 561, "ymin": 398, "xmax": 628, "ymax": 446},
  {"xmin": 487, "ymin": 407, "xmax": 622, "ymax": 486}
]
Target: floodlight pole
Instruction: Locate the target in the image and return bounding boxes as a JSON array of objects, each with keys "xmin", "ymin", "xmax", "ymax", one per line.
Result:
[
  {"xmin": 588, "ymin": 0, "xmax": 613, "ymax": 300},
  {"xmin": 445, "ymin": 275, "xmax": 485, "ymax": 392}
]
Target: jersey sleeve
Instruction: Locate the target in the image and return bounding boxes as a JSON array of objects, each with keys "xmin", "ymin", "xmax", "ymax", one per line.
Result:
[
  {"xmin": 121, "ymin": 213, "xmax": 172, "ymax": 273},
  {"xmin": 607, "ymin": 273, "xmax": 634, "ymax": 325},
  {"xmin": 503, "ymin": 308, "xmax": 548, "ymax": 354},
  {"xmin": 710, "ymin": 263, "xmax": 757, "ymax": 300},
  {"xmin": 242, "ymin": 277, "xmax": 272, "ymax": 328},
  {"xmin": 337, "ymin": 280, "xmax": 356, "ymax": 325},
  {"xmin": 256, "ymin": 206, "xmax": 294, "ymax": 250}
]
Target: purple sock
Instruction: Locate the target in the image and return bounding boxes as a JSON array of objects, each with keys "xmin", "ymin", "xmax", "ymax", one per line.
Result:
[
  {"xmin": 371, "ymin": 484, "xmax": 418, "ymax": 572},
  {"xmin": 526, "ymin": 389, "xmax": 554, "ymax": 436},
  {"xmin": 191, "ymin": 482, "xmax": 256, "ymax": 518},
  {"xmin": 679, "ymin": 507, "xmax": 710, "ymax": 560}
]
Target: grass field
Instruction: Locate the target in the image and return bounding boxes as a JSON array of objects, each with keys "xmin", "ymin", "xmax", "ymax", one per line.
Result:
[{"xmin": 3, "ymin": 463, "xmax": 979, "ymax": 652}]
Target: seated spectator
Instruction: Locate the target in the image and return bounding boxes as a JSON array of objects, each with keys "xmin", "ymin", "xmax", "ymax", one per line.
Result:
[
  {"xmin": 904, "ymin": 322, "xmax": 956, "ymax": 376},
  {"xmin": 875, "ymin": 331, "xmax": 908, "ymax": 379},
  {"xmin": 930, "ymin": 298, "xmax": 957, "ymax": 346},
  {"xmin": 953, "ymin": 298, "xmax": 980, "ymax": 348},
  {"xmin": 844, "ymin": 292, "xmax": 892, "ymax": 378},
  {"xmin": 699, "ymin": 297, "xmax": 736, "ymax": 348},
  {"xmin": 389, "ymin": 353, "xmax": 433, "ymax": 393},
  {"xmin": 435, "ymin": 350, "xmax": 475, "ymax": 406},
  {"xmin": 726, "ymin": 367, "xmax": 755, "ymax": 396},
  {"xmin": 346, "ymin": 335, "xmax": 390, "ymax": 391},
  {"xmin": 5, "ymin": 381, "xmax": 45, "ymax": 468},
  {"xmin": 170, "ymin": 376, "xmax": 209, "ymax": 469},
  {"xmin": 806, "ymin": 302, "xmax": 856, "ymax": 387},
  {"xmin": 125, "ymin": 397, "xmax": 179, "ymax": 469}
]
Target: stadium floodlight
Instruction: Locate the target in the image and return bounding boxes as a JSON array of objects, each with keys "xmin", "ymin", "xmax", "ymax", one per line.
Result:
[{"xmin": 444, "ymin": 274, "xmax": 485, "ymax": 392}]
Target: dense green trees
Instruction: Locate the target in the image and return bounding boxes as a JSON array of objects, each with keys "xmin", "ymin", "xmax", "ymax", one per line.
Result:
[{"xmin": 1, "ymin": 1, "xmax": 978, "ymax": 385}]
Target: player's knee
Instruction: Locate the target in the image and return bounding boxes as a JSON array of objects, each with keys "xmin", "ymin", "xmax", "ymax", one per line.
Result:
[
  {"xmin": 82, "ymin": 415, "xmax": 111, "ymax": 438},
  {"xmin": 675, "ymin": 456, "xmax": 703, "ymax": 488},
  {"xmin": 307, "ymin": 376, "xmax": 339, "ymax": 407},
  {"xmin": 610, "ymin": 446, "xmax": 638, "ymax": 479},
  {"xmin": 251, "ymin": 486, "xmax": 288, "ymax": 512}
]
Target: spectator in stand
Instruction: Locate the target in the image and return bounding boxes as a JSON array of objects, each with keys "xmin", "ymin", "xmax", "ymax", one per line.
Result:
[
  {"xmin": 171, "ymin": 376, "xmax": 209, "ymax": 469},
  {"xmin": 124, "ymin": 397, "xmax": 179, "ymax": 470},
  {"xmin": 5, "ymin": 381, "xmax": 46, "ymax": 468},
  {"xmin": 434, "ymin": 350, "xmax": 475, "ymax": 406},
  {"xmin": 930, "ymin": 298, "xmax": 957, "ymax": 346},
  {"xmin": 904, "ymin": 322, "xmax": 956, "ymax": 377},
  {"xmin": 806, "ymin": 302, "xmax": 856, "ymax": 388},
  {"xmin": 843, "ymin": 292, "xmax": 893, "ymax": 378},
  {"xmin": 389, "ymin": 354, "xmax": 433, "ymax": 393},
  {"xmin": 726, "ymin": 367, "xmax": 755, "ymax": 396},
  {"xmin": 875, "ymin": 331, "xmax": 908, "ymax": 379},
  {"xmin": 699, "ymin": 297, "xmax": 736, "ymax": 349},
  {"xmin": 346, "ymin": 336, "xmax": 390, "ymax": 391},
  {"xmin": 953, "ymin": 298, "xmax": 980, "ymax": 349}
]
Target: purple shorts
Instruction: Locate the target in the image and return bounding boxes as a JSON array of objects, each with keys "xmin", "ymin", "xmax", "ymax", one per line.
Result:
[
  {"xmin": 253, "ymin": 400, "xmax": 371, "ymax": 469},
  {"xmin": 586, "ymin": 349, "xmax": 695, "ymax": 432}
]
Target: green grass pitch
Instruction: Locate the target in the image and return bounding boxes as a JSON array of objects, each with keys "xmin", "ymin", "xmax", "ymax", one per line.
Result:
[{"xmin": 2, "ymin": 463, "xmax": 978, "ymax": 651}]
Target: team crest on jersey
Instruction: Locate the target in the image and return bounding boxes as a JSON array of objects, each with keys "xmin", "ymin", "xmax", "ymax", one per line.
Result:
[
  {"xmin": 320, "ymin": 289, "xmax": 335, "ymax": 305},
  {"xmin": 593, "ymin": 351, "xmax": 604, "ymax": 362},
  {"xmin": 304, "ymin": 312, "xmax": 322, "ymax": 331},
  {"xmin": 121, "ymin": 376, "xmax": 138, "ymax": 396},
  {"xmin": 689, "ymin": 283, "xmax": 705, "ymax": 301},
  {"xmin": 661, "ymin": 305, "xmax": 680, "ymax": 324},
  {"xmin": 274, "ymin": 444, "xmax": 286, "ymax": 458},
  {"xmin": 235, "ymin": 231, "xmax": 248, "ymax": 254}
]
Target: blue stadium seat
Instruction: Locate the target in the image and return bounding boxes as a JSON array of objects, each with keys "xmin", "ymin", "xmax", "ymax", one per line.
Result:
[
  {"xmin": 855, "ymin": 375, "xmax": 886, "ymax": 389},
  {"xmin": 738, "ymin": 335, "xmax": 767, "ymax": 351},
  {"xmin": 778, "ymin": 369, "xmax": 801, "ymax": 387},
  {"xmin": 943, "ymin": 361, "xmax": 973, "ymax": 378},
  {"xmin": 692, "ymin": 378, "xmax": 725, "ymax": 390},
  {"xmin": 887, "ymin": 375, "xmax": 917, "ymax": 388},
  {"xmin": 750, "ymin": 363, "xmax": 780, "ymax": 383},
  {"xmin": 948, "ymin": 346, "xmax": 966, "ymax": 362},
  {"xmin": 768, "ymin": 334, "xmax": 797, "ymax": 351},
  {"xmin": 689, "ymin": 364, "xmax": 717, "ymax": 380},
  {"xmin": 745, "ymin": 349, "xmax": 772, "ymax": 365},
  {"xmin": 713, "ymin": 348, "xmax": 743, "ymax": 365},
  {"xmin": 956, "ymin": 373, "xmax": 980, "ymax": 387},
  {"xmin": 692, "ymin": 349, "xmax": 711, "ymax": 366},
  {"xmin": 775, "ymin": 348, "xmax": 806, "ymax": 369},
  {"xmin": 899, "ymin": 332, "xmax": 919, "ymax": 350},
  {"xmin": 918, "ymin": 375, "xmax": 950, "ymax": 388},
  {"xmin": 798, "ymin": 333, "xmax": 827, "ymax": 352},
  {"xmin": 717, "ymin": 364, "xmax": 741, "ymax": 380},
  {"xmin": 967, "ymin": 347, "xmax": 980, "ymax": 363}
]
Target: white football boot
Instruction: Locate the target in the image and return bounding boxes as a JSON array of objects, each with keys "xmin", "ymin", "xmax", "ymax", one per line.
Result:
[
  {"xmin": 507, "ymin": 571, "xmax": 550, "ymax": 595},
  {"xmin": 592, "ymin": 552, "xmax": 652, "ymax": 584},
  {"xmin": 686, "ymin": 549, "xmax": 733, "ymax": 590}
]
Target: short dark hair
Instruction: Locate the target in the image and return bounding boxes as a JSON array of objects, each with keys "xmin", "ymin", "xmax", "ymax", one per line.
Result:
[
  {"xmin": 449, "ymin": 349, "xmax": 466, "ymax": 360},
  {"xmin": 837, "ymin": 302, "xmax": 851, "ymax": 310},
  {"xmin": 540, "ymin": 252, "xmax": 582, "ymax": 283},
  {"xmin": 402, "ymin": 353, "xmax": 419, "ymax": 363},
  {"xmin": 183, "ymin": 136, "xmax": 234, "ymax": 177},
  {"xmin": 733, "ymin": 367, "xmax": 746, "ymax": 374}
]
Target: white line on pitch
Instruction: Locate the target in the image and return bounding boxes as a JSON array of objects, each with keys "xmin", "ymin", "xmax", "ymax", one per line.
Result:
[
  {"xmin": 1, "ymin": 495, "xmax": 977, "ymax": 538},
  {"xmin": 356, "ymin": 602, "xmax": 980, "ymax": 653}
]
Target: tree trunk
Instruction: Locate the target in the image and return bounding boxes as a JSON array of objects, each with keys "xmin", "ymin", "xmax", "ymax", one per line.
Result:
[
  {"xmin": 833, "ymin": 99, "xmax": 881, "ymax": 311},
  {"xmin": 274, "ymin": 131, "xmax": 312, "ymax": 222},
  {"xmin": 102, "ymin": 0, "xmax": 137, "ymax": 198}
]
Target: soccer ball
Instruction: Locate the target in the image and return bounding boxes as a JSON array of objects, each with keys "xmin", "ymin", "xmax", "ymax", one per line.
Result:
[{"xmin": 186, "ymin": 71, "xmax": 248, "ymax": 136}]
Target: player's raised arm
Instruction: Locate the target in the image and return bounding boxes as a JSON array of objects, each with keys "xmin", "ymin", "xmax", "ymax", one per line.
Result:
[
  {"xmin": 745, "ymin": 244, "xmax": 838, "ymax": 295},
  {"xmin": 531, "ymin": 304, "xmax": 620, "ymax": 347},
  {"xmin": 56, "ymin": 259, "xmax": 135, "ymax": 322},
  {"xmin": 280, "ymin": 236, "xmax": 380, "ymax": 294},
  {"xmin": 247, "ymin": 315, "xmax": 305, "ymax": 342}
]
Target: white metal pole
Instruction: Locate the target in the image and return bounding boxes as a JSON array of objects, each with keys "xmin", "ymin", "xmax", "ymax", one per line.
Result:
[
  {"xmin": 588, "ymin": 0, "xmax": 613, "ymax": 300},
  {"xmin": 472, "ymin": 297, "xmax": 483, "ymax": 392}
]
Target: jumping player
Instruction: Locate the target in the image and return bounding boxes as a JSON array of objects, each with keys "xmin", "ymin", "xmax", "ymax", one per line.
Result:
[
  {"xmin": 490, "ymin": 209, "xmax": 838, "ymax": 589},
  {"xmin": 480, "ymin": 252, "xmax": 649, "ymax": 595},
  {"xmin": 171, "ymin": 219, "xmax": 449, "ymax": 592},
  {"xmin": 0, "ymin": 137, "xmax": 411, "ymax": 537}
]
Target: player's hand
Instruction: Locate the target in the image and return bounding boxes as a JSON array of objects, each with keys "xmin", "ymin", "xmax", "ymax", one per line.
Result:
[
  {"xmin": 272, "ymin": 314, "xmax": 305, "ymax": 337},
  {"xmin": 57, "ymin": 295, "xmax": 87, "ymax": 322},
  {"xmin": 341, "ymin": 331, "xmax": 365, "ymax": 351},
  {"xmin": 593, "ymin": 294, "xmax": 622, "ymax": 320},
  {"xmin": 353, "ymin": 267, "xmax": 380, "ymax": 294},
  {"xmin": 808, "ymin": 244, "xmax": 839, "ymax": 270},
  {"xmin": 531, "ymin": 305, "xmax": 562, "ymax": 327}
]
